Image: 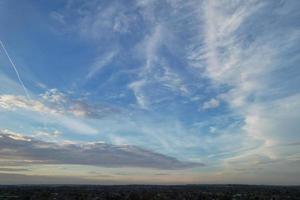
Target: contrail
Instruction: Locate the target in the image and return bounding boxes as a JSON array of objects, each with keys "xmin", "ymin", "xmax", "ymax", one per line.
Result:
[
  {"xmin": 0, "ymin": 39, "xmax": 31, "ymax": 100},
  {"xmin": 0, "ymin": 39, "xmax": 49, "ymax": 130}
]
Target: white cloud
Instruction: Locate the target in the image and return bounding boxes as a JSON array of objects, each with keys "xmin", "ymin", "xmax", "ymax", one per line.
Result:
[
  {"xmin": 128, "ymin": 25, "xmax": 163, "ymax": 109},
  {"xmin": 0, "ymin": 94, "xmax": 57, "ymax": 114},
  {"xmin": 1, "ymin": 129, "xmax": 31, "ymax": 142},
  {"xmin": 143, "ymin": 24, "xmax": 163, "ymax": 71},
  {"xmin": 0, "ymin": 93, "xmax": 100, "ymax": 135},
  {"xmin": 50, "ymin": 11, "xmax": 66, "ymax": 25},
  {"xmin": 202, "ymin": 98, "xmax": 220, "ymax": 110},
  {"xmin": 190, "ymin": 0, "xmax": 300, "ymax": 163},
  {"xmin": 55, "ymin": 1, "xmax": 142, "ymax": 41},
  {"xmin": 129, "ymin": 23, "xmax": 189, "ymax": 108},
  {"xmin": 128, "ymin": 79, "xmax": 148, "ymax": 109},
  {"xmin": 209, "ymin": 126, "xmax": 217, "ymax": 133},
  {"xmin": 242, "ymin": 94, "xmax": 300, "ymax": 146},
  {"xmin": 1, "ymin": 88, "xmax": 120, "ymax": 120},
  {"xmin": 201, "ymin": 0, "xmax": 267, "ymax": 85},
  {"xmin": 56, "ymin": 115, "xmax": 98, "ymax": 135},
  {"xmin": 40, "ymin": 88, "xmax": 67, "ymax": 104},
  {"xmin": 34, "ymin": 130, "xmax": 62, "ymax": 138},
  {"xmin": 86, "ymin": 51, "xmax": 117, "ymax": 79}
]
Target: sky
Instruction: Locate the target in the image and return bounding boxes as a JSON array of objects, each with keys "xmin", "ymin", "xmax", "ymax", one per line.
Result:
[{"xmin": 0, "ymin": 0, "xmax": 299, "ymax": 185}]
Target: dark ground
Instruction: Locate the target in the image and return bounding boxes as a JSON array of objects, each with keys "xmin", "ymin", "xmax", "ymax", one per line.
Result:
[{"xmin": 0, "ymin": 185, "xmax": 299, "ymax": 200}]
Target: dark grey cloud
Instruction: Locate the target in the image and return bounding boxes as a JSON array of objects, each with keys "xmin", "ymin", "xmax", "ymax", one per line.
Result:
[
  {"xmin": 0, "ymin": 168, "xmax": 29, "ymax": 172},
  {"xmin": 0, "ymin": 131, "xmax": 204, "ymax": 169},
  {"xmin": 0, "ymin": 173, "xmax": 120, "ymax": 185},
  {"xmin": 280, "ymin": 141, "xmax": 300, "ymax": 146}
]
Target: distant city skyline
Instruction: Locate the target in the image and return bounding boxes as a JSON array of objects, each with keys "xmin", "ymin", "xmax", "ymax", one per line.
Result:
[{"xmin": 0, "ymin": 0, "xmax": 299, "ymax": 185}]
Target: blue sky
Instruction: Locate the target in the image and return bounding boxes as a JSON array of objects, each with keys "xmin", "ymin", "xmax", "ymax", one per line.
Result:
[{"xmin": 0, "ymin": 0, "xmax": 300, "ymax": 184}]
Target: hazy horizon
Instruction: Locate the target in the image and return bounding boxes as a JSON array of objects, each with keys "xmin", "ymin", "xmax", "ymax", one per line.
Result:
[{"xmin": 0, "ymin": 0, "xmax": 299, "ymax": 185}]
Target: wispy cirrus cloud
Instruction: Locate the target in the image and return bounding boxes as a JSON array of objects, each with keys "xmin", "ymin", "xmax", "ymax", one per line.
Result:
[
  {"xmin": 187, "ymin": 0, "xmax": 300, "ymax": 164},
  {"xmin": 1, "ymin": 0, "xmax": 300, "ymax": 184},
  {"xmin": 129, "ymin": 23, "xmax": 190, "ymax": 109},
  {"xmin": 51, "ymin": 0, "xmax": 190, "ymax": 110},
  {"xmin": 86, "ymin": 51, "xmax": 117, "ymax": 80},
  {"xmin": 51, "ymin": 0, "xmax": 143, "ymax": 40}
]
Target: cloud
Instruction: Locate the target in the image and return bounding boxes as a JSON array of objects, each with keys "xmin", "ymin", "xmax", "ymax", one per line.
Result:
[
  {"xmin": 52, "ymin": 1, "xmax": 143, "ymax": 41},
  {"xmin": 40, "ymin": 88, "xmax": 67, "ymax": 104},
  {"xmin": 0, "ymin": 173, "xmax": 118, "ymax": 185},
  {"xmin": 33, "ymin": 130, "xmax": 62, "ymax": 138},
  {"xmin": 242, "ymin": 94, "xmax": 300, "ymax": 146},
  {"xmin": 86, "ymin": 51, "xmax": 117, "ymax": 80},
  {"xmin": 0, "ymin": 94, "xmax": 54, "ymax": 113},
  {"xmin": 0, "ymin": 168, "xmax": 29, "ymax": 172},
  {"xmin": 55, "ymin": 115, "xmax": 98, "ymax": 135},
  {"xmin": 129, "ymin": 24, "xmax": 189, "ymax": 109},
  {"xmin": 0, "ymin": 92, "xmax": 102, "ymax": 135},
  {"xmin": 1, "ymin": 0, "xmax": 299, "ymax": 184},
  {"xmin": 128, "ymin": 79, "xmax": 148, "ymax": 109},
  {"xmin": 52, "ymin": 1, "xmax": 190, "ymax": 110},
  {"xmin": 50, "ymin": 11, "xmax": 66, "ymax": 25},
  {"xmin": 202, "ymin": 98, "xmax": 220, "ymax": 110},
  {"xmin": 127, "ymin": 24, "xmax": 163, "ymax": 109},
  {"xmin": 189, "ymin": 0, "xmax": 300, "ymax": 152},
  {"xmin": 178, "ymin": 2, "xmax": 300, "ymax": 181},
  {"xmin": 0, "ymin": 89, "xmax": 120, "ymax": 119},
  {"xmin": 42, "ymin": 88, "xmax": 121, "ymax": 118},
  {"xmin": 0, "ymin": 130, "xmax": 204, "ymax": 169}
]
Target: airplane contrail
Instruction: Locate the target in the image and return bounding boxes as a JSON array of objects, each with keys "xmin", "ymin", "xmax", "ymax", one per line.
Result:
[
  {"xmin": 0, "ymin": 39, "xmax": 50, "ymax": 130},
  {"xmin": 0, "ymin": 39, "xmax": 31, "ymax": 100}
]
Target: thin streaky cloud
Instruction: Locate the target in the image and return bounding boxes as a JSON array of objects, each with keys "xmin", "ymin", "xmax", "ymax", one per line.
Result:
[
  {"xmin": 86, "ymin": 51, "xmax": 117, "ymax": 80},
  {"xmin": 0, "ymin": 39, "xmax": 31, "ymax": 100},
  {"xmin": 0, "ymin": 0, "xmax": 299, "ymax": 184}
]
